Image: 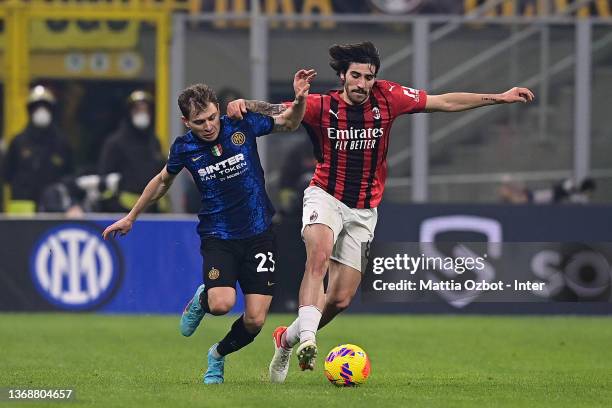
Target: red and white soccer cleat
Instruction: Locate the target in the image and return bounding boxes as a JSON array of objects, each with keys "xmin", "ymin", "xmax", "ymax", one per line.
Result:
[{"xmin": 269, "ymin": 326, "xmax": 293, "ymax": 383}]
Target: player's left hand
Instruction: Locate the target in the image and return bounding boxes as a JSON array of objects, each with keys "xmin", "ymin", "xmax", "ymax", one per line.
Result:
[
  {"xmin": 293, "ymin": 69, "xmax": 317, "ymax": 102},
  {"xmin": 499, "ymin": 87, "xmax": 535, "ymax": 104},
  {"xmin": 227, "ymin": 99, "xmax": 247, "ymax": 120}
]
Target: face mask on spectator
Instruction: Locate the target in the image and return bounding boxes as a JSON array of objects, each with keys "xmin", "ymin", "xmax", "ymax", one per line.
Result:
[
  {"xmin": 32, "ymin": 107, "xmax": 52, "ymax": 128},
  {"xmin": 132, "ymin": 112, "xmax": 151, "ymax": 130}
]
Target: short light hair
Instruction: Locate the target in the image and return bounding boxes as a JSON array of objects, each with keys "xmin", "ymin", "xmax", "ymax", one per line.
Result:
[{"xmin": 178, "ymin": 84, "xmax": 218, "ymax": 119}]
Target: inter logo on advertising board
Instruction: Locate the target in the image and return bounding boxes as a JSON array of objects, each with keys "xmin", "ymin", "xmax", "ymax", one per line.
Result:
[{"xmin": 30, "ymin": 224, "xmax": 123, "ymax": 310}]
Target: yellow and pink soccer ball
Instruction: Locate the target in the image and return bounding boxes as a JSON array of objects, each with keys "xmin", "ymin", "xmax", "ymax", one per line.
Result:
[{"xmin": 324, "ymin": 344, "xmax": 371, "ymax": 386}]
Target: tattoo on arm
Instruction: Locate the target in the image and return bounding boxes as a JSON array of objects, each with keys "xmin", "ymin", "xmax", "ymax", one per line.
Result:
[
  {"xmin": 482, "ymin": 96, "xmax": 502, "ymax": 104},
  {"xmin": 245, "ymin": 100, "xmax": 288, "ymax": 116}
]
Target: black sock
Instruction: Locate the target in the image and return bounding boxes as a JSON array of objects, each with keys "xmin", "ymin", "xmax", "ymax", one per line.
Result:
[
  {"xmin": 198, "ymin": 290, "xmax": 210, "ymax": 313},
  {"xmin": 216, "ymin": 315, "xmax": 260, "ymax": 357}
]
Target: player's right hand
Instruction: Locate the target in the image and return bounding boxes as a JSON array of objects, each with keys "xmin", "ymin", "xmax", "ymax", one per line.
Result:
[
  {"xmin": 227, "ymin": 99, "xmax": 247, "ymax": 120},
  {"xmin": 499, "ymin": 87, "xmax": 535, "ymax": 103},
  {"xmin": 102, "ymin": 217, "xmax": 134, "ymax": 240}
]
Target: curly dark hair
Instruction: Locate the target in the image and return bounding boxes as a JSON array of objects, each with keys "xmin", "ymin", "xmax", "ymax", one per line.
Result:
[
  {"xmin": 178, "ymin": 84, "xmax": 218, "ymax": 119},
  {"xmin": 329, "ymin": 41, "xmax": 381, "ymax": 76}
]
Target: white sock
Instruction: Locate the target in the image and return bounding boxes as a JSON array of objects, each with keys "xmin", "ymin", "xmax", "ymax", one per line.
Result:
[
  {"xmin": 298, "ymin": 305, "xmax": 322, "ymax": 344},
  {"xmin": 283, "ymin": 318, "xmax": 300, "ymax": 348},
  {"xmin": 210, "ymin": 344, "xmax": 222, "ymax": 360}
]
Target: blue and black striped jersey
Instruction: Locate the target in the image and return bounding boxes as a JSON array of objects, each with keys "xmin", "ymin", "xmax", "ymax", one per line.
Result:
[{"xmin": 167, "ymin": 112, "xmax": 275, "ymax": 239}]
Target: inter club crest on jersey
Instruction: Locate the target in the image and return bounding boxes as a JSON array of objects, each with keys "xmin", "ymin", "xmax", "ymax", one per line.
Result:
[
  {"xmin": 211, "ymin": 144, "xmax": 223, "ymax": 157},
  {"xmin": 231, "ymin": 132, "xmax": 246, "ymax": 146}
]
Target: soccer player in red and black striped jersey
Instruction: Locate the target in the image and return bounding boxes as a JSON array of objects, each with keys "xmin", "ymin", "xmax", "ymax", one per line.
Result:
[{"xmin": 228, "ymin": 41, "xmax": 534, "ymax": 382}]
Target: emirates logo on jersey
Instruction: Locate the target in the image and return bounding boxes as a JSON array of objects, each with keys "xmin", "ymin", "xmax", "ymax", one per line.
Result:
[
  {"xmin": 327, "ymin": 126, "xmax": 385, "ymax": 151},
  {"xmin": 372, "ymin": 107, "xmax": 381, "ymax": 120}
]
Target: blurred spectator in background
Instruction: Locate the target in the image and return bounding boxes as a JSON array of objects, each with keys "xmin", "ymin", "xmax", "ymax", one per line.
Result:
[
  {"xmin": 2, "ymin": 85, "xmax": 73, "ymax": 213},
  {"xmin": 278, "ymin": 139, "xmax": 317, "ymax": 216},
  {"xmin": 499, "ymin": 176, "xmax": 596, "ymax": 204},
  {"xmin": 98, "ymin": 90, "xmax": 166, "ymax": 213}
]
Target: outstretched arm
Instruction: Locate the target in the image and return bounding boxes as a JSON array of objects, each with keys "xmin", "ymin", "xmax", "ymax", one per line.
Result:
[
  {"xmin": 425, "ymin": 87, "xmax": 535, "ymax": 112},
  {"xmin": 102, "ymin": 167, "xmax": 176, "ymax": 239}
]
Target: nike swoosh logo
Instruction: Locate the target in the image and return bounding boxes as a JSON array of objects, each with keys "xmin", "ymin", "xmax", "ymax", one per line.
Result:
[
  {"xmin": 267, "ymin": 281, "xmax": 275, "ymax": 287},
  {"xmin": 192, "ymin": 155, "xmax": 204, "ymax": 162},
  {"xmin": 389, "ymin": 85, "xmax": 396, "ymax": 92},
  {"xmin": 329, "ymin": 109, "xmax": 339, "ymax": 119}
]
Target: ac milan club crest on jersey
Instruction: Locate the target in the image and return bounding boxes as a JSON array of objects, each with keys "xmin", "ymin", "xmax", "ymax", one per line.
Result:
[
  {"xmin": 211, "ymin": 144, "xmax": 223, "ymax": 157},
  {"xmin": 372, "ymin": 106, "xmax": 381, "ymax": 120}
]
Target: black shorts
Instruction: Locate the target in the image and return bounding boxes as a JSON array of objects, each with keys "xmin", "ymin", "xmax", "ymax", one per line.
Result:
[{"xmin": 201, "ymin": 228, "xmax": 276, "ymax": 296}]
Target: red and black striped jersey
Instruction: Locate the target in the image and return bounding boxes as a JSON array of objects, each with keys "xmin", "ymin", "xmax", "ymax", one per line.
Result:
[{"xmin": 299, "ymin": 80, "xmax": 427, "ymax": 209}]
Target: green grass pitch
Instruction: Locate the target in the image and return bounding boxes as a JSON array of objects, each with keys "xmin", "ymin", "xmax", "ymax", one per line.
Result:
[{"xmin": 1, "ymin": 313, "xmax": 611, "ymax": 407}]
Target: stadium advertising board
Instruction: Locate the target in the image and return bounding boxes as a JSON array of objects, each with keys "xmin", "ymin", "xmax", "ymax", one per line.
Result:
[
  {"xmin": 353, "ymin": 203, "xmax": 612, "ymax": 313},
  {"xmin": 0, "ymin": 218, "xmax": 245, "ymax": 314},
  {"xmin": 0, "ymin": 205, "xmax": 610, "ymax": 313},
  {"xmin": 363, "ymin": 241, "xmax": 612, "ymax": 306}
]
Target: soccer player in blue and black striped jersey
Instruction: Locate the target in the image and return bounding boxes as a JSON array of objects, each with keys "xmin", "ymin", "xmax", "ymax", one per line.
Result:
[{"xmin": 103, "ymin": 68, "xmax": 316, "ymax": 384}]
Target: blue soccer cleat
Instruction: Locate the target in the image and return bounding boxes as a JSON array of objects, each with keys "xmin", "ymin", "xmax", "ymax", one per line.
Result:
[
  {"xmin": 180, "ymin": 284, "xmax": 206, "ymax": 337},
  {"xmin": 203, "ymin": 343, "xmax": 225, "ymax": 384}
]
